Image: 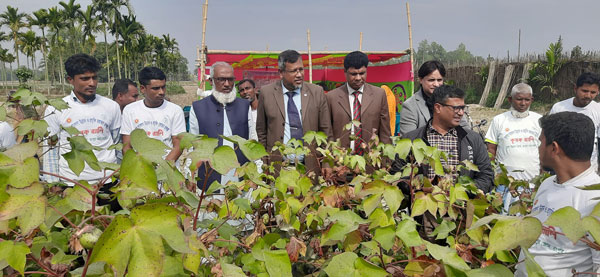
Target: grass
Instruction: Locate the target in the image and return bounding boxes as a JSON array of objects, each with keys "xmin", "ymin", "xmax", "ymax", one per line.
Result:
[{"xmin": 167, "ymin": 82, "xmax": 186, "ymax": 95}]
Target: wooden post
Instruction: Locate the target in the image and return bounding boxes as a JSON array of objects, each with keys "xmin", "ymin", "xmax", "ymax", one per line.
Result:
[
  {"xmin": 517, "ymin": 29, "xmax": 521, "ymax": 62},
  {"xmin": 359, "ymin": 32, "xmax": 363, "ymax": 51},
  {"xmin": 406, "ymin": 2, "xmax": 415, "ymax": 92},
  {"xmin": 199, "ymin": 0, "xmax": 209, "ymax": 91},
  {"xmin": 494, "ymin": 64, "xmax": 515, "ymax": 109},
  {"xmin": 307, "ymin": 28, "xmax": 313, "ymax": 83},
  {"xmin": 479, "ymin": 61, "xmax": 497, "ymax": 106},
  {"xmin": 521, "ymin": 63, "xmax": 531, "ymax": 83}
]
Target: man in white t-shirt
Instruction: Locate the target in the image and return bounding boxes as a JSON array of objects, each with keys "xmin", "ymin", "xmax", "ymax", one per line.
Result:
[
  {"xmin": 0, "ymin": 121, "xmax": 16, "ymax": 151},
  {"xmin": 515, "ymin": 112, "xmax": 600, "ymax": 276},
  {"xmin": 44, "ymin": 54, "xmax": 122, "ymax": 183},
  {"xmin": 238, "ymin": 78, "xmax": 259, "ymax": 131},
  {"xmin": 549, "ymin": 72, "xmax": 600, "ymax": 170},
  {"xmin": 121, "ymin": 67, "xmax": 186, "ymax": 162},
  {"xmin": 485, "ymin": 83, "xmax": 541, "ymax": 213}
]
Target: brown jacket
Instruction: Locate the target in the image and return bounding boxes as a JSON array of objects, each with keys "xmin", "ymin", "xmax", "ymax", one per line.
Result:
[
  {"xmin": 256, "ymin": 81, "xmax": 333, "ymax": 174},
  {"xmin": 326, "ymin": 83, "xmax": 392, "ymax": 147}
]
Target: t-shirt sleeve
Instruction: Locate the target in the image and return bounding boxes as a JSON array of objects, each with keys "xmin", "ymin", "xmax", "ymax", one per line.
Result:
[
  {"xmin": 120, "ymin": 107, "xmax": 133, "ymax": 135},
  {"xmin": 44, "ymin": 106, "xmax": 61, "ymax": 136},
  {"xmin": 484, "ymin": 117, "xmax": 499, "ymax": 144},
  {"xmin": 171, "ymin": 106, "xmax": 186, "ymax": 135}
]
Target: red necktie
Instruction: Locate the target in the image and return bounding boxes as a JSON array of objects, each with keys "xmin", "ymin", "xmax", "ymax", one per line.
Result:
[{"xmin": 353, "ymin": 90, "xmax": 362, "ymax": 154}]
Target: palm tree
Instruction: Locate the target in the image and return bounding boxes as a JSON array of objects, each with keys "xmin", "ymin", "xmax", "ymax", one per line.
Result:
[
  {"xmin": 162, "ymin": 34, "xmax": 179, "ymax": 78},
  {"xmin": 0, "ymin": 49, "xmax": 16, "ymax": 84},
  {"xmin": 47, "ymin": 6, "xmax": 66, "ymax": 90},
  {"xmin": 91, "ymin": 0, "xmax": 112, "ymax": 82},
  {"xmin": 28, "ymin": 9, "xmax": 50, "ymax": 90},
  {"xmin": 117, "ymin": 14, "xmax": 144, "ymax": 79},
  {"xmin": 19, "ymin": 30, "xmax": 41, "ymax": 69},
  {"xmin": 0, "ymin": 6, "xmax": 27, "ymax": 67},
  {"xmin": 79, "ymin": 5, "xmax": 100, "ymax": 54},
  {"xmin": 58, "ymin": 0, "xmax": 82, "ymax": 52},
  {"xmin": 106, "ymin": 0, "xmax": 132, "ymax": 79}
]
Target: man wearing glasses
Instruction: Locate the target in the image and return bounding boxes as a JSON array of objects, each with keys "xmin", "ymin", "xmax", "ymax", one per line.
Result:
[
  {"xmin": 391, "ymin": 85, "xmax": 494, "ymax": 193},
  {"xmin": 256, "ymin": 49, "xmax": 332, "ymax": 175},
  {"xmin": 189, "ymin": 62, "xmax": 257, "ymax": 189}
]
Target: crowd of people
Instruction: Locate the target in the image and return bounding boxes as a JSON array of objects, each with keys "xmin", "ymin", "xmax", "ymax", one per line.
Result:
[{"xmin": 1, "ymin": 50, "xmax": 599, "ymax": 275}]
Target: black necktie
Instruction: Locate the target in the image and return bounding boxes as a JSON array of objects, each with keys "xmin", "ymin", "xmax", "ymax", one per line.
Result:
[{"xmin": 286, "ymin": 91, "xmax": 303, "ymax": 140}]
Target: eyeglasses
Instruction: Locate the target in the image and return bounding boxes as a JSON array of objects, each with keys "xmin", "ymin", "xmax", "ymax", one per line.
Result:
[
  {"xmin": 214, "ymin": 77, "xmax": 235, "ymax": 83},
  {"xmin": 439, "ymin": 103, "xmax": 468, "ymax": 113},
  {"xmin": 284, "ymin": 68, "xmax": 304, "ymax": 75}
]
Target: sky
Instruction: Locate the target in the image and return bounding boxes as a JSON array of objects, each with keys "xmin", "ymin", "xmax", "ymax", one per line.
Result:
[{"xmin": 1, "ymin": 0, "xmax": 598, "ymax": 71}]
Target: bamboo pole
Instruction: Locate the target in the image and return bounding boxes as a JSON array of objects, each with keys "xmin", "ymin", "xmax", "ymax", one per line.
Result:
[
  {"xmin": 359, "ymin": 32, "xmax": 363, "ymax": 51},
  {"xmin": 199, "ymin": 0, "xmax": 209, "ymax": 91},
  {"xmin": 206, "ymin": 50, "xmax": 409, "ymax": 55},
  {"xmin": 307, "ymin": 29, "xmax": 313, "ymax": 83},
  {"xmin": 406, "ymin": 2, "xmax": 415, "ymax": 93}
]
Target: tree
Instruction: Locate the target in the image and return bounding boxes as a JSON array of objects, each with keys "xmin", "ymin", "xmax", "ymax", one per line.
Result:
[
  {"xmin": 0, "ymin": 6, "xmax": 27, "ymax": 67},
  {"xmin": 18, "ymin": 30, "xmax": 42, "ymax": 70},
  {"xmin": 105, "ymin": 0, "xmax": 133, "ymax": 79},
  {"xmin": 47, "ymin": 6, "xmax": 67, "ymax": 88},
  {"xmin": 79, "ymin": 5, "xmax": 101, "ymax": 54},
  {"xmin": 570, "ymin": 45, "xmax": 584, "ymax": 61},
  {"xmin": 28, "ymin": 9, "xmax": 51, "ymax": 89},
  {"xmin": 58, "ymin": 0, "xmax": 82, "ymax": 52},
  {"xmin": 116, "ymin": 14, "xmax": 144, "ymax": 79}
]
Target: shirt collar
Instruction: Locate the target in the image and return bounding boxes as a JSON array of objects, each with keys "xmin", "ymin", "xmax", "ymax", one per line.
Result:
[
  {"xmin": 70, "ymin": 91, "xmax": 95, "ymax": 103},
  {"xmin": 347, "ymin": 84, "xmax": 364, "ymax": 95},
  {"xmin": 427, "ymin": 121, "xmax": 457, "ymax": 136},
  {"xmin": 281, "ymin": 81, "xmax": 301, "ymax": 95}
]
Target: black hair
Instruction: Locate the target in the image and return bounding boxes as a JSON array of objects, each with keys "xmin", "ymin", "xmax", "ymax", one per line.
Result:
[
  {"xmin": 237, "ymin": 79, "xmax": 256, "ymax": 88},
  {"xmin": 64, "ymin": 53, "xmax": 100, "ymax": 78},
  {"xmin": 433, "ymin": 84, "xmax": 465, "ymax": 104},
  {"xmin": 344, "ymin": 51, "xmax": 369, "ymax": 71},
  {"xmin": 540, "ymin": 111, "xmax": 595, "ymax": 161},
  {"xmin": 418, "ymin": 60, "xmax": 446, "ymax": 79},
  {"xmin": 139, "ymin": 66, "xmax": 166, "ymax": 86},
  {"xmin": 278, "ymin": 50, "xmax": 302, "ymax": 71},
  {"xmin": 576, "ymin": 72, "xmax": 600, "ymax": 88},
  {"xmin": 112, "ymin": 79, "xmax": 137, "ymax": 100}
]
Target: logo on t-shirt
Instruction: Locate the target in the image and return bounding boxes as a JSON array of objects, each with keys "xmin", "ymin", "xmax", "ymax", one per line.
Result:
[
  {"xmin": 505, "ymin": 128, "xmax": 509, "ymax": 132},
  {"xmin": 66, "ymin": 118, "xmax": 72, "ymax": 123},
  {"xmin": 135, "ymin": 119, "xmax": 139, "ymax": 123}
]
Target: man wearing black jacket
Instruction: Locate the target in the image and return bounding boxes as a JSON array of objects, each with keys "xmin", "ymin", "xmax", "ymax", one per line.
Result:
[{"xmin": 390, "ymin": 85, "xmax": 494, "ymax": 193}]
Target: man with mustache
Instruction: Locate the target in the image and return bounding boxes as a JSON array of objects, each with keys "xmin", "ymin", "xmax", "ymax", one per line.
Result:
[
  {"xmin": 44, "ymin": 53, "xmax": 122, "ymax": 184},
  {"xmin": 121, "ymin": 67, "xmax": 186, "ymax": 162},
  {"xmin": 256, "ymin": 49, "xmax": 333, "ymax": 176},
  {"xmin": 189, "ymin": 62, "xmax": 257, "ymax": 189},
  {"xmin": 549, "ymin": 72, "xmax": 600, "ymax": 170},
  {"xmin": 238, "ymin": 79, "xmax": 259, "ymax": 134}
]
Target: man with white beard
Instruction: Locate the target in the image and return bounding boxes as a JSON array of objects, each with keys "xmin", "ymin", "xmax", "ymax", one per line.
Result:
[{"xmin": 189, "ymin": 62, "xmax": 257, "ymax": 189}]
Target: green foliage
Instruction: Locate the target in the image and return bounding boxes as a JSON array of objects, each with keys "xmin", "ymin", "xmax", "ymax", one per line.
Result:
[
  {"xmin": 528, "ymin": 36, "xmax": 565, "ymax": 96},
  {"xmin": 166, "ymin": 81, "xmax": 186, "ymax": 94},
  {"xmin": 3, "ymin": 89, "xmax": 600, "ymax": 276},
  {"xmin": 15, "ymin": 66, "xmax": 33, "ymax": 86},
  {"xmin": 415, "ymin": 40, "xmax": 485, "ymax": 66}
]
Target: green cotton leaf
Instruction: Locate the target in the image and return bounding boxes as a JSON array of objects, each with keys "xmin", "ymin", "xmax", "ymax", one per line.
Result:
[
  {"xmin": 545, "ymin": 206, "xmax": 586, "ymax": 244},
  {"xmin": 47, "ymin": 98, "xmax": 70, "ymax": 111},
  {"xmin": 155, "ymin": 160, "xmax": 185, "ymax": 195},
  {"xmin": 425, "ymin": 241, "xmax": 470, "ymax": 272},
  {"xmin": 583, "ymin": 216, "xmax": 600, "ymax": 243},
  {"xmin": 349, "ymin": 155, "xmax": 366, "ymax": 171},
  {"xmin": 368, "ymin": 208, "xmax": 395, "ymax": 229},
  {"xmin": 321, "ymin": 222, "xmax": 357, "ymax": 246},
  {"xmin": 431, "ymin": 157, "xmax": 445, "ymax": 176},
  {"xmin": 396, "ymin": 219, "xmax": 424, "ymax": 247},
  {"xmin": 65, "ymin": 135, "xmax": 102, "ymax": 175},
  {"xmin": 50, "ymin": 249, "xmax": 78, "ymax": 265},
  {"xmin": 116, "ymin": 150, "xmax": 159, "ymax": 199},
  {"xmin": 263, "ymin": 249, "xmax": 292, "ymax": 277},
  {"xmin": 522, "ymin": 248, "xmax": 547, "ymax": 277},
  {"xmin": 275, "ymin": 169, "xmax": 300, "ymax": 195},
  {"xmin": 0, "ymin": 156, "xmax": 39, "ymax": 189},
  {"xmin": 444, "ymin": 264, "xmax": 468, "ymax": 277},
  {"xmin": 411, "ymin": 192, "xmax": 437, "ymax": 217},
  {"xmin": 461, "ymin": 160, "xmax": 480, "ymax": 172},
  {"xmin": 45, "ymin": 183, "xmax": 94, "ymax": 227},
  {"xmin": 0, "ymin": 106, "xmax": 5, "ymax": 121},
  {"xmin": 357, "ymin": 180, "xmax": 387, "ymax": 197},
  {"xmin": 373, "ymin": 225, "xmax": 396, "ymax": 251},
  {"xmin": 183, "ymin": 235, "xmax": 208, "ymax": 275},
  {"xmin": 303, "ymin": 130, "xmax": 328, "ymax": 146},
  {"xmin": 188, "ymin": 136, "xmax": 219, "ymax": 172},
  {"xmin": 62, "ymin": 126, "xmax": 81, "ymax": 136},
  {"xmin": 210, "ymin": 145, "xmax": 239, "ymax": 175},
  {"xmin": 577, "ymin": 183, "xmax": 600, "ymax": 190},
  {"xmin": 4, "ymin": 141, "xmax": 37, "ymax": 162},
  {"xmin": 450, "ymin": 184, "xmax": 469, "ymax": 205},
  {"xmin": 0, "ymin": 182, "xmax": 46, "ymax": 235},
  {"xmin": 160, "ymin": 255, "xmax": 186, "ymax": 276},
  {"xmin": 89, "ymin": 203, "xmax": 191, "ymax": 276},
  {"xmin": 225, "ymin": 135, "xmax": 268, "ymax": 161},
  {"xmin": 16, "ymin": 118, "xmax": 48, "ymax": 139},
  {"xmin": 178, "ymin": 132, "xmax": 197, "ymax": 149},
  {"xmin": 383, "ymin": 185, "xmax": 404, "ymax": 214},
  {"xmin": 411, "ymin": 138, "xmax": 427, "ymax": 163},
  {"xmin": 431, "ymin": 220, "xmax": 456, "ymax": 240},
  {"xmin": 221, "ymin": 261, "xmax": 246, "ymax": 277},
  {"xmin": 353, "ymin": 257, "xmax": 388, "ymax": 277},
  {"xmin": 485, "ymin": 217, "xmax": 542, "ymax": 259},
  {"xmin": 362, "ymin": 194, "xmax": 381, "ymax": 216},
  {"xmin": 394, "ymin": 138, "xmax": 412, "ymax": 160},
  {"xmin": 129, "ymin": 129, "xmax": 169, "ymax": 163},
  {"xmin": 0, "ymin": 240, "xmax": 31, "ymax": 275},
  {"xmin": 324, "ymin": 252, "xmax": 358, "ymax": 277}
]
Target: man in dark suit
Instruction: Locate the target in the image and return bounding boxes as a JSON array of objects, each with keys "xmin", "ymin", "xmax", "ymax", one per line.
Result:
[
  {"xmin": 326, "ymin": 51, "xmax": 392, "ymax": 153},
  {"xmin": 256, "ymin": 50, "xmax": 333, "ymax": 175}
]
